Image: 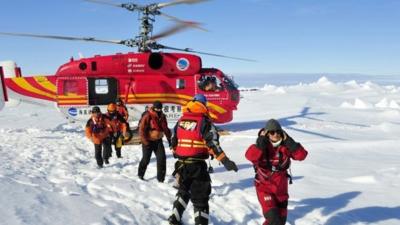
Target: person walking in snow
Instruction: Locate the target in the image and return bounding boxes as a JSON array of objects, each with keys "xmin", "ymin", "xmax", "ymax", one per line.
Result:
[
  {"xmin": 168, "ymin": 94, "xmax": 238, "ymax": 225},
  {"xmin": 116, "ymin": 97, "xmax": 129, "ymax": 121},
  {"xmin": 105, "ymin": 102, "xmax": 129, "ymax": 158},
  {"xmin": 138, "ymin": 100, "xmax": 172, "ymax": 182},
  {"xmin": 85, "ymin": 106, "xmax": 113, "ymax": 168},
  {"xmin": 245, "ymin": 119, "xmax": 308, "ymax": 225}
]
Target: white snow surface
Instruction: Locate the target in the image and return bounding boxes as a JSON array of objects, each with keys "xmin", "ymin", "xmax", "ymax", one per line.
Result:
[{"xmin": 1, "ymin": 76, "xmax": 400, "ymax": 225}]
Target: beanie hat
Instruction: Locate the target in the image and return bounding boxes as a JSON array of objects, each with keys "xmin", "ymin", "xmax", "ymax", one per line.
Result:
[
  {"xmin": 91, "ymin": 106, "xmax": 101, "ymax": 113},
  {"xmin": 264, "ymin": 119, "xmax": 282, "ymax": 132},
  {"xmin": 152, "ymin": 100, "xmax": 163, "ymax": 109},
  {"xmin": 193, "ymin": 94, "xmax": 207, "ymax": 105}
]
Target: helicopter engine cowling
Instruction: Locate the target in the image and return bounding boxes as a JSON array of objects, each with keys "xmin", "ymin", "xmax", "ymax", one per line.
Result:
[{"xmin": 55, "ymin": 52, "xmax": 202, "ymax": 77}]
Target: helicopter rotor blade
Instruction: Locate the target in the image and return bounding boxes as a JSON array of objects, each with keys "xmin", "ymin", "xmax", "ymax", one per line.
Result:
[
  {"xmin": 150, "ymin": 21, "xmax": 204, "ymax": 40},
  {"xmin": 157, "ymin": 44, "xmax": 257, "ymax": 62},
  {"xmin": 0, "ymin": 31, "xmax": 125, "ymax": 45},
  {"xmin": 157, "ymin": 0, "xmax": 208, "ymax": 8},
  {"xmin": 84, "ymin": 0, "xmax": 141, "ymax": 11},
  {"xmin": 83, "ymin": 0, "xmax": 122, "ymax": 8},
  {"xmin": 160, "ymin": 12, "xmax": 208, "ymax": 32}
]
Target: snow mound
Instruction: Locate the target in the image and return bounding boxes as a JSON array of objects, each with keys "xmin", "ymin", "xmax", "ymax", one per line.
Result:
[
  {"xmin": 354, "ymin": 98, "xmax": 373, "ymax": 109},
  {"xmin": 275, "ymin": 87, "xmax": 286, "ymax": 94},
  {"xmin": 340, "ymin": 101, "xmax": 353, "ymax": 108},
  {"xmin": 360, "ymin": 81, "xmax": 379, "ymax": 91},
  {"xmin": 260, "ymin": 84, "xmax": 286, "ymax": 94},
  {"xmin": 340, "ymin": 98, "xmax": 373, "ymax": 109},
  {"xmin": 315, "ymin": 76, "xmax": 334, "ymax": 87},
  {"xmin": 261, "ymin": 84, "xmax": 277, "ymax": 91},
  {"xmin": 344, "ymin": 80, "xmax": 360, "ymax": 88},
  {"xmin": 375, "ymin": 98, "xmax": 400, "ymax": 109},
  {"xmin": 345, "ymin": 175, "xmax": 377, "ymax": 184},
  {"xmin": 375, "ymin": 98, "xmax": 389, "ymax": 108},
  {"xmin": 389, "ymin": 100, "xmax": 400, "ymax": 109}
]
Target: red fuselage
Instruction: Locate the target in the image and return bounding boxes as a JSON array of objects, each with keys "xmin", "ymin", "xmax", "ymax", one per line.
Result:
[{"xmin": 3, "ymin": 52, "xmax": 240, "ymax": 123}]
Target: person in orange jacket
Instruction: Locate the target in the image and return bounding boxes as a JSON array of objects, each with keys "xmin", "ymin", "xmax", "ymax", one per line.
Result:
[
  {"xmin": 116, "ymin": 97, "xmax": 129, "ymax": 121},
  {"xmin": 168, "ymin": 94, "xmax": 238, "ymax": 225},
  {"xmin": 138, "ymin": 100, "xmax": 172, "ymax": 182},
  {"xmin": 85, "ymin": 106, "xmax": 113, "ymax": 168},
  {"xmin": 105, "ymin": 103, "xmax": 129, "ymax": 158}
]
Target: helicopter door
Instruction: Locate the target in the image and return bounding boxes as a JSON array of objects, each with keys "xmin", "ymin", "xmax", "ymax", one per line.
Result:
[
  {"xmin": 88, "ymin": 78, "xmax": 118, "ymax": 105},
  {"xmin": 195, "ymin": 74, "xmax": 227, "ymax": 102}
]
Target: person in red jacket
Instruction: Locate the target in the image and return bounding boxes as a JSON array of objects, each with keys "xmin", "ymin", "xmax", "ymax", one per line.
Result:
[
  {"xmin": 168, "ymin": 94, "xmax": 238, "ymax": 225},
  {"xmin": 245, "ymin": 119, "xmax": 308, "ymax": 225},
  {"xmin": 138, "ymin": 100, "xmax": 172, "ymax": 182}
]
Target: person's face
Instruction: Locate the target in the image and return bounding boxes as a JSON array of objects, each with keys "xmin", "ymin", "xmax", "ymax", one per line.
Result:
[
  {"xmin": 92, "ymin": 112, "xmax": 101, "ymax": 118},
  {"xmin": 267, "ymin": 130, "xmax": 282, "ymax": 142}
]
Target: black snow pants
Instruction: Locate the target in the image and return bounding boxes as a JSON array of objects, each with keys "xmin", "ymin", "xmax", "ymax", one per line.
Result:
[
  {"xmin": 112, "ymin": 134, "xmax": 123, "ymax": 158},
  {"xmin": 137, "ymin": 139, "xmax": 166, "ymax": 182},
  {"xmin": 94, "ymin": 137, "xmax": 112, "ymax": 167},
  {"xmin": 169, "ymin": 160, "xmax": 211, "ymax": 225}
]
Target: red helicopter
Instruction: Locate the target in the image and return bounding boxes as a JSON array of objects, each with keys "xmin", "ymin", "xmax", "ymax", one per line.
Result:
[{"xmin": 0, "ymin": 0, "xmax": 252, "ymax": 124}]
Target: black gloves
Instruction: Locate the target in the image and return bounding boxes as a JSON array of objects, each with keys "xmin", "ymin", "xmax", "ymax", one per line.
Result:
[
  {"xmin": 282, "ymin": 131, "xmax": 300, "ymax": 152},
  {"xmin": 221, "ymin": 157, "xmax": 238, "ymax": 172},
  {"xmin": 256, "ymin": 135, "xmax": 269, "ymax": 150},
  {"xmin": 167, "ymin": 139, "xmax": 172, "ymax": 148}
]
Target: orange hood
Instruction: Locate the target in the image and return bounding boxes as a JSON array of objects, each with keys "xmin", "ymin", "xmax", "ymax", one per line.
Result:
[{"xmin": 183, "ymin": 101, "xmax": 217, "ymax": 120}]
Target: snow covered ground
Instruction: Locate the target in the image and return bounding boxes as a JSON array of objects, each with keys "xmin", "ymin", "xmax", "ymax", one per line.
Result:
[{"xmin": 0, "ymin": 76, "xmax": 399, "ymax": 225}]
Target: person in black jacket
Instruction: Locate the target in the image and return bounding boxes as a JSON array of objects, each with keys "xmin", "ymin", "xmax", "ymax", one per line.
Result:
[{"xmin": 168, "ymin": 94, "xmax": 238, "ymax": 225}]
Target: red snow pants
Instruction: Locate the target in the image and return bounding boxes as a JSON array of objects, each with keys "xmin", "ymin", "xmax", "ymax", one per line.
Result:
[{"xmin": 255, "ymin": 172, "xmax": 289, "ymax": 225}]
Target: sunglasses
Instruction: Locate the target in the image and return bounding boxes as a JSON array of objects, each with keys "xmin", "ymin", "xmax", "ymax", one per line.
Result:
[
  {"xmin": 154, "ymin": 108, "xmax": 162, "ymax": 112},
  {"xmin": 268, "ymin": 130, "xmax": 281, "ymax": 136}
]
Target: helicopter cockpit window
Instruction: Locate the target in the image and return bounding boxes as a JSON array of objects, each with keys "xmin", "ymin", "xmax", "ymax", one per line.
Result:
[
  {"xmin": 222, "ymin": 75, "xmax": 239, "ymax": 91},
  {"xmin": 95, "ymin": 79, "xmax": 109, "ymax": 94},
  {"xmin": 198, "ymin": 75, "xmax": 223, "ymax": 92},
  {"xmin": 63, "ymin": 80, "xmax": 78, "ymax": 96}
]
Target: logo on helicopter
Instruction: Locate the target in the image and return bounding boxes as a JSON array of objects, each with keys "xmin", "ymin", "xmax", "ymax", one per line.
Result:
[
  {"xmin": 68, "ymin": 107, "xmax": 78, "ymax": 117},
  {"xmin": 176, "ymin": 58, "xmax": 190, "ymax": 71}
]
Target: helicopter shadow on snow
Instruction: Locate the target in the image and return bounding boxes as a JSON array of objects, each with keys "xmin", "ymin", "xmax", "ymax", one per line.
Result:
[
  {"xmin": 219, "ymin": 107, "xmax": 345, "ymax": 141},
  {"xmin": 288, "ymin": 191, "xmax": 400, "ymax": 225}
]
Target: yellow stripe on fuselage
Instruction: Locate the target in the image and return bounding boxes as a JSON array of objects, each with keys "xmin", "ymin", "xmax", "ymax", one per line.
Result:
[
  {"xmin": 12, "ymin": 78, "xmax": 56, "ymax": 99},
  {"xmin": 33, "ymin": 76, "xmax": 57, "ymax": 93},
  {"xmin": 56, "ymin": 92, "xmax": 227, "ymax": 114},
  {"xmin": 58, "ymin": 100, "xmax": 88, "ymax": 104},
  {"xmin": 128, "ymin": 93, "xmax": 193, "ymax": 100},
  {"xmin": 58, "ymin": 95, "xmax": 86, "ymax": 99}
]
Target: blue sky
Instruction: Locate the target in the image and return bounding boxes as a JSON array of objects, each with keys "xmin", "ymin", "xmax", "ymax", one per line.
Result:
[{"xmin": 0, "ymin": 0, "xmax": 400, "ymax": 75}]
